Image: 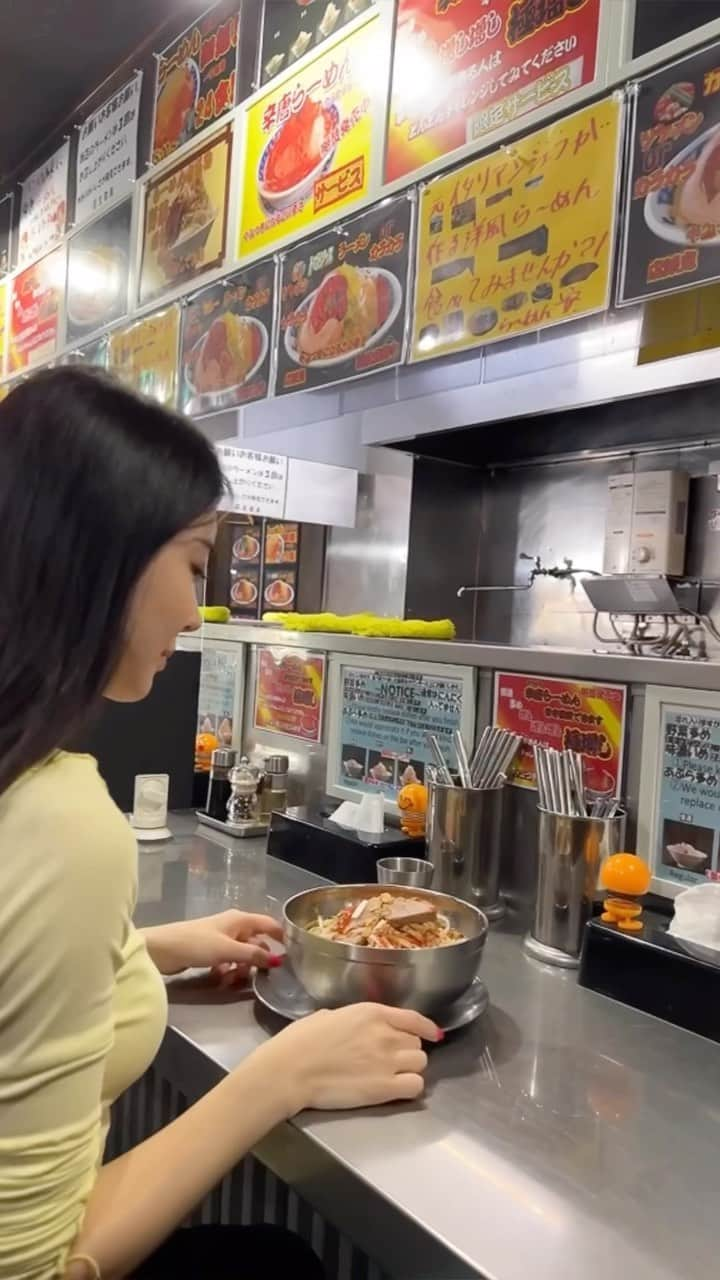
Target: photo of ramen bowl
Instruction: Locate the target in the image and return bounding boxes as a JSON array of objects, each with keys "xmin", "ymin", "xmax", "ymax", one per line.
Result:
[
  {"xmin": 645, "ymin": 122, "xmax": 720, "ymax": 247},
  {"xmin": 231, "ymin": 578, "xmax": 258, "ymax": 606},
  {"xmin": 285, "ymin": 265, "xmax": 402, "ymax": 368},
  {"xmin": 265, "ymin": 531, "xmax": 285, "ymax": 563},
  {"xmin": 264, "ymin": 578, "xmax": 295, "ymax": 608},
  {"xmin": 258, "ymin": 98, "xmax": 339, "ymax": 212},
  {"xmin": 232, "ymin": 533, "xmax": 261, "ymax": 562},
  {"xmin": 67, "ymin": 246, "xmax": 127, "ymax": 332},
  {"xmin": 284, "ymin": 885, "xmax": 488, "ymax": 1015},
  {"xmin": 185, "ymin": 314, "xmax": 268, "ymax": 409},
  {"xmin": 155, "ymin": 58, "xmax": 200, "ymax": 154}
]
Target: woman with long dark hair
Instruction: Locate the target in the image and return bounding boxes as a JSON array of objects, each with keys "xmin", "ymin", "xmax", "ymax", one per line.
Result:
[{"xmin": 0, "ymin": 368, "xmax": 439, "ymax": 1280}]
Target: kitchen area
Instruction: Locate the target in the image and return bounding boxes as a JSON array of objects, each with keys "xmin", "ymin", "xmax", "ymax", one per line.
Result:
[{"xmin": 3, "ymin": 1, "xmax": 720, "ymax": 1277}]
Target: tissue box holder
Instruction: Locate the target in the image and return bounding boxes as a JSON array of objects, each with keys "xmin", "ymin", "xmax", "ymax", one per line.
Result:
[
  {"xmin": 579, "ymin": 913, "xmax": 720, "ymax": 1045},
  {"xmin": 267, "ymin": 805, "xmax": 425, "ymax": 883}
]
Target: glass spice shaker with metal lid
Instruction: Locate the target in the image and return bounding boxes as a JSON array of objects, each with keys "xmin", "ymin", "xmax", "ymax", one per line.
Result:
[
  {"xmin": 258, "ymin": 754, "xmax": 289, "ymax": 820},
  {"xmin": 204, "ymin": 747, "xmax": 237, "ymax": 821},
  {"xmin": 227, "ymin": 756, "xmax": 262, "ymax": 825}
]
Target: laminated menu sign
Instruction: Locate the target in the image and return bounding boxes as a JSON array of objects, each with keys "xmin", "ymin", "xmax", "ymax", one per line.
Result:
[
  {"xmin": 238, "ymin": 12, "xmax": 380, "ymax": 257},
  {"xmin": 63, "ymin": 336, "xmax": 109, "ymax": 369},
  {"xmin": 75, "ymin": 73, "xmax": 142, "ymax": 227},
  {"xmin": 107, "ymin": 305, "xmax": 180, "ymax": 407},
  {"xmin": 275, "ymin": 194, "xmax": 412, "ymax": 395},
  {"xmin": 66, "ymin": 199, "xmax": 132, "ymax": 345},
  {"xmin": 217, "ymin": 445, "xmax": 288, "ymax": 518},
  {"xmin": 338, "ymin": 666, "xmax": 464, "ymax": 799},
  {"xmin": 139, "ymin": 126, "xmax": 232, "ymax": 306},
  {"xmin": 0, "ymin": 281, "xmax": 6, "ymax": 376},
  {"xmin": 179, "ymin": 258, "xmax": 275, "ymax": 417},
  {"xmin": 18, "ymin": 140, "xmax": 69, "ymax": 269},
  {"xmin": 411, "ymin": 95, "xmax": 621, "ymax": 361},
  {"xmin": 254, "ymin": 646, "xmax": 325, "ymax": 743},
  {"xmin": 651, "ymin": 705, "xmax": 720, "ymax": 889},
  {"xmin": 197, "ymin": 649, "xmax": 240, "ymax": 745},
  {"xmin": 260, "ymin": 0, "xmax": 377, "ymax": 85},
  {"xmin": 9, "ymin": 247, "xmax": 65, "ymax": 372},
  {"xmin": 619, "ymin": 41, "xmax": 720, "ymax": 305},
  {"xmin": 152, "ymin": 1, "xmax": 239, "ymax": 165},
  {"xmin": 386, "ymin": 0, "xmax": 602, "ymax": 184},
  {"xmin": 493, "ymin": 671, "xmax": 626, "ymax": 795},
  {"xmin": 0, "ymin": 194, "xmax": 12, "ymax": 275}
]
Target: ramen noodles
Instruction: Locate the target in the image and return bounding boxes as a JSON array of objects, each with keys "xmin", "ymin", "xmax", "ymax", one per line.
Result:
[{"xmin": 308, "ymin": 893, "xmax": 464, "ymax": 950}]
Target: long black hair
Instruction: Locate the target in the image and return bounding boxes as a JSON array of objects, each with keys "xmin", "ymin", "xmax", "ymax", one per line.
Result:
[{"xmin": 0, "ymin": 366, "xmax": 223, "ymax": 797}]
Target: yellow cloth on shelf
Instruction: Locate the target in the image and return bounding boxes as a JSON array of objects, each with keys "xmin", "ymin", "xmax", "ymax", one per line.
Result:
[{"xmin": 262, "ymin": 611, "xmax": 456, "ymax": 640}]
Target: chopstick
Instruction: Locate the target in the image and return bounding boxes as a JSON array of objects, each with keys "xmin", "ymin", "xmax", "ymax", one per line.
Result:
[{"xmin": 533, "ymin": 743, "xmax": 623, "ymax": 819}]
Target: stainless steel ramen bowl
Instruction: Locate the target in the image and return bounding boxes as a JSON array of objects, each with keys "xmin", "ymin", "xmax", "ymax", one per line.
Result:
[{"xmin": 283, "ymin": 884, "xmax": 488, "ymax": 1016}]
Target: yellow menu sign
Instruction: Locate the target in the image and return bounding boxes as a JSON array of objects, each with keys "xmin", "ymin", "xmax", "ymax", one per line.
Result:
[
  {"xmin": 238, "ymin": 13, "xmax": 380, "ymax": 258},
  {"xmin": 412, "ymin": 96, "xmax": 621, "ymax": 362},
  {"xmin": 108, "ymin": 305, "xmax": 180, "ymax": 408}
]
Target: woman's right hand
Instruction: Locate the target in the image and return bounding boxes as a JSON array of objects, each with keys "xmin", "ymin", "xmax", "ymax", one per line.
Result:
[{"xmin": 258, "ymin": 1002, "xmax": 442, "ymax": 1114}]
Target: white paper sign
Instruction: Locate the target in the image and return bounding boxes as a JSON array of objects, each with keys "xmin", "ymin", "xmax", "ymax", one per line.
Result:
[
  {"xmin": 75, "ymin": 73, "xmax": 142, "ymax": 228},
  {"xmin": 217, "ymin": 446, "xmax": 288, "ymax": 518},
  {"xmin": 18, "ymin": 140, "xmax": 70, "ymax": 268}
]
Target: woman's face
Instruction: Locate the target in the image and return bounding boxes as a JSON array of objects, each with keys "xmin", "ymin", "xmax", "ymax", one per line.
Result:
[{"xmin": 105, "ymin": 513, "xmax": 217, "ymax": 702}]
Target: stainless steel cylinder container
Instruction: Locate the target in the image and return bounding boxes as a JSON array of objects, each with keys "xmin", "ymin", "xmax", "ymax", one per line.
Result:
[{"xmin": 427, "ymin": 781, "xmax": 505, "ymax": 919}]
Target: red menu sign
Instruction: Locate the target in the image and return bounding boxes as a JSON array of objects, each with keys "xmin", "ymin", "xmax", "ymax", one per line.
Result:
[
  {"xmin": 254, "ymin": 647, "xmax": 325, "ymax": 743},
  {"xmin": 386, "ymin": 0, "xmax": 601, "ymax": 184},
  {"xmin": 493, "ymin": 670, "xmax": 626, "ymax": 796},
  {"xmin": 10, "ymin": 247, "xmax": 65, "ymax": 371}
]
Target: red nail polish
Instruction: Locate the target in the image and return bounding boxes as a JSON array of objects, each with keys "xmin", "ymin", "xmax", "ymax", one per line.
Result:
[
  {"xmin": 269, "ymin": 954, "xmax": 284, "ymax": 968},
  {"xmin": 436, "ymin": 1030, "xmax": 445, "ymax": 1042}
]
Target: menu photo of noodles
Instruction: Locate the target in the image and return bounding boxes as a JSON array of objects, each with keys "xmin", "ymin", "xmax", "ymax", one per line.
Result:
[
  {"xmin": 619, "ymin": 40, "xmax": 720, "ymax": 304},
  {"xmin": 275, "ymin": 193, "xmax": 413, "ymax": 395},
  {"xmin": 66, "ymin": 199, "xmax": 131, "ymax": 346},
  {"xmin": 152, "ymin": 1, "xmax": 240, "ymax": 165},
  {"xmin": 139, "ymin": 126, "xmax": 232, "ymax": 306},
  {"xmin": 180, "ymin": 258, "xmax": 275, "ymax": 417}
]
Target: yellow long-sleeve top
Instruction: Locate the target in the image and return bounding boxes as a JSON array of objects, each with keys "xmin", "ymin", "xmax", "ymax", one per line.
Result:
[{"xmin": 0, "ymin": 752, "xmax": 168, "ymax": 1279}]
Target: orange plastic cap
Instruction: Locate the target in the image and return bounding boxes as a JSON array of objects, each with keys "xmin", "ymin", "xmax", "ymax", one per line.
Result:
[{"xmin": 600, "ymin": 853, "xmax": 652, "ymax": 896}]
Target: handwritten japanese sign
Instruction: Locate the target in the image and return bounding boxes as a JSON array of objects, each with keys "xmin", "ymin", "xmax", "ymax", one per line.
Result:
[
  {"xmin": 107, "ymin": 305, "xmax": 180, "ymax": 407},
  {"xmin": 10, "ymin": 247, "xmax": 65, "ymax": 372},
  {"xmin": 275, "ymin": 194, "xmax": 413, "ymax": 395},
  {"xmin": 152, "ymin": 1, "xmax": 239, "ymax": 165},
  {"xmin": 140, "ymin": 126, "xmax": 232, "ymax": 306},
  {"xmin": 18, "ymin": 141, "xmax": 69, "ymax": 269},
  {"xmin": 386, "ymin": 0, "xmax": 601, "ymax": 184},
  {"xmin": 180, "ymin": 258, "xmax": 275, "ymax": 417},
  {"xmin": 66, "ymin": 199, "xmax": 131, "ymax": 345},
  {"xmin": 493, "ymin": 671, "xmax": 626, "ymax": 795},
  {"xmin": 75, "ymin": 74, "xmax": 141, "ymax": 227},
  {"xmin": 411, "ymin": 95, "xmax": 621, "ymax": 360},
  {"xmin": 619, "ymin": 40, "xmax": 720, "ymax": 305},
  {"xmin": 254, "ymin": 647, "xmax": 326, "ymax": 743},
  {"xmin": 0, "ymin": 194, "xmax": 12, "ymax": 275},
  {"xmin": 217, "ymin": 445, "xmax": 289, "ymax": 518},
  {"xmin": 238, "ymin": 12, "xmax": 380, "ymax": 258}
]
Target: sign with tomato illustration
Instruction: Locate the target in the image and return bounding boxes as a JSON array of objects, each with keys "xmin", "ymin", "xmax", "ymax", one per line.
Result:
[{"xmin": 254, "ymin": 646, "xmax": 326, "ymax": 742}]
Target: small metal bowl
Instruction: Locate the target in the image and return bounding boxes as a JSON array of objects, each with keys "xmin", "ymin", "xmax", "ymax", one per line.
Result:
[
  {"xmin": 377, "ymin": 856, "xmax": 434, "ymax": 888},
  {"xmin": 284, "ymin": 884, "xmax": 488, "ymax": 1016}
]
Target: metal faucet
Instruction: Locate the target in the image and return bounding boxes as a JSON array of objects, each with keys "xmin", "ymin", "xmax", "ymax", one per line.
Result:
[{"xmin": 457, "ymin": 554, "xmax": 600, "ymax": 599}]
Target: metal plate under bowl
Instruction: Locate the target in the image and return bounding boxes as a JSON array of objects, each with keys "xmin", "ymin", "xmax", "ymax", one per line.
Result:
[{"xmin": 253, "ymin": 961, "xmax": 489, "ymax": 1033}]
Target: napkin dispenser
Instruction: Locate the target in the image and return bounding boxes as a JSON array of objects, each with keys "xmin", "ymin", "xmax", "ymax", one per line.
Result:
[{"xmin": 267, "ymin": 805, "xmax": 424, "ymax": 883}]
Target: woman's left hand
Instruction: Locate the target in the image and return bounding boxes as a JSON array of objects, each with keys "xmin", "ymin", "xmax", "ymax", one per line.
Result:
[{"xmin": 142, "ymin": 910, "xmax": 284, "ymax": 979}]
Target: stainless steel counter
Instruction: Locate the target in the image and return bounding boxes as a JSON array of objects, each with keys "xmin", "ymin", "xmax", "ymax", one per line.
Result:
[{"xmin": 138, "ymin": 817, "xmax": 720, "ymax": 1280}]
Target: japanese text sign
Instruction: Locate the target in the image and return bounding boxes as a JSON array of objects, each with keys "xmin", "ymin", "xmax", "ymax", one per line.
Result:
[
  {"xmin": 275, "ymin": 194, "xmax": 413, "ymax": 395},
  {"xmin": 140, "ymin": 126, "xmax": 232, "ymax": 306},
  {"xmin": 238, "ymin": 12, "xmax": 380, "ymax": 258},
  {"xmin": 0, "ymin": 194, "xmax": 12, "ymax": 275},
  {"xmin": 180, "ymin": 258, "xmax": 275, "ymax": 417},
  {"xmin": 217, "ymin": 445, "xmax": 289, "ymax": 518},
  {"xmin": 0, "ymin": 281, "xmax": 6, "ymax": 376},
  {"xmin": 493, "ymin": 671, "xmax": 626, "ymax": 795},
  {"xmin": 152, "ymin": 1, "xmax": 239, "ymax": 165},
  {"xmin": 75, "ymin": 73, "xmax": 142, "ymax": 227},
  {"xmin": 107, "ymin": 305, "xmax": 180, "ymax": 407},
  {"xmin": 386, "ymin": 0, "xmax": 601, "ymax": 184},
  {"xmin": 619, "ymin": 40, "xmax": 720, "ymax": 305},
  {"xmin": 254, "ymin": 647, "xmax": 326, "ymax": 743},
  {"xmin": 10, "ymin": 247, "xmax": 65, "ymax": 372},
  {"xmin": 651, "ymin": 704, "xmax": 720, "ymax": 891},
  {"xmin": 411, "ymin": 94, "xmax": 621, "ymax": 360},
  {"xmin": 18, "ymin": 140, "xmax": 69, "ymax": 269}
]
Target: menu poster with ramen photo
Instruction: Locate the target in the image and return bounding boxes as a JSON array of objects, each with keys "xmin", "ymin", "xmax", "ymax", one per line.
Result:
[
  {"xmin": 152, "ymin": 0, "xmax": 240, "ymax": 165},
  {"xmin": 254, "ymin": 646, "xmax": 326, "ymax": 743},
  {"xmin": 619, "ymin": 40, "xmax": 720, "ymax": 305},
  {"xmin": 238, "ymin": 11, "xmax": 380, "ymax": 257},
  {"xmin": 140, "ymin": 126, "xmax": 232, "ymax": 306},
  {"xmin": 9, "ymin": 247, "xmax": 65, "ymax": 372},
  {"xmin": 179, "ymin": 258, "xmax": 275, "ymax": 417},
  {"xmin": 108, "ymin": 305, "xmax": 181, "ymax": 407},
  {"xmin": 66, "ymin": 199, "xmax": 131, "ymax": 346},
  {"xmin": 275, "ymin": 193, "xmax": 413, "ymax": 395}
]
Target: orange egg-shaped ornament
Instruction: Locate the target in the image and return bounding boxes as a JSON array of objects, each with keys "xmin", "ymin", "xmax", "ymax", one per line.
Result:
[{"xmin": 600, "ymin": 853, "xmax": 652, "ymax": 897}]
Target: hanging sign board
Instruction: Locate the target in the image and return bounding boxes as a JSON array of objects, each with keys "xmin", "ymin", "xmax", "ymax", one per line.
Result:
[
  {"xmin": 18, "ymin": 140, "xmax": 69, "ymax": 269},
  {"xmin": 217, "ymin": 445, "xmax": 289, "ymax": 518},
  {"xmin": 75, "ymin": 73, "xmax": 142, "ymax": 227},
  {"xmin": 152, "ymin": 1, "xmax": 239, "ymax": 165}
]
